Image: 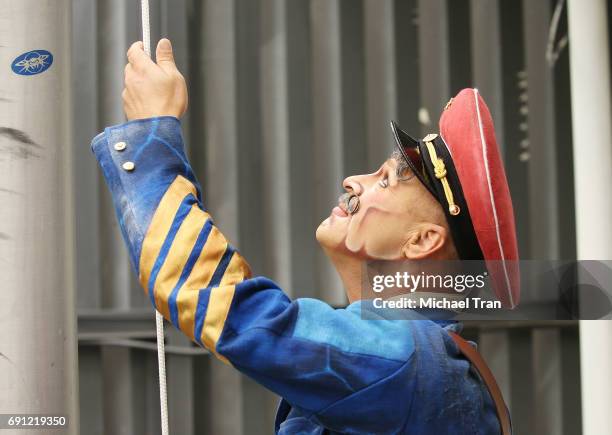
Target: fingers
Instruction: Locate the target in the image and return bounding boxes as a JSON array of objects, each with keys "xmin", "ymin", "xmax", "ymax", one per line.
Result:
[
  {"xmin": 126, "ymin": 41, "xmax": 153, "ymax": 71},
  {"xmin": 155, "ymin": 38, "xmax": 177, "ymax": 72},
  {"xmin": 124, "ymin": 62, "xmax": 139, "ymax": 89}
]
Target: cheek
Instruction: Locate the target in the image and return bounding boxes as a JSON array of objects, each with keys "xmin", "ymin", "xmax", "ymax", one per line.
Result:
[{"xmin": 345, "ymin": 200, "xmax": 409, "ymax": 259}]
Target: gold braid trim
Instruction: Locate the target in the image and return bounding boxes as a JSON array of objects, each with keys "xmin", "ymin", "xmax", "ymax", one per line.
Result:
[{"xmin": 423, "ymin": 135, "xmax": 461, "ymax": 216}]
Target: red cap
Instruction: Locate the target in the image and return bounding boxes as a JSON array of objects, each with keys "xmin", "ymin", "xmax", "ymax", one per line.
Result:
[{"xmin": 440, "ymin": 88, "xmax": 520, "ymax": 308}]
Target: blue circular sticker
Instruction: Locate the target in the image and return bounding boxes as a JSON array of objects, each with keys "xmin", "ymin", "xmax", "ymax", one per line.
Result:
[{"xmin": 11, "ymin": 50, "xmax": 53, "ymax": 76}]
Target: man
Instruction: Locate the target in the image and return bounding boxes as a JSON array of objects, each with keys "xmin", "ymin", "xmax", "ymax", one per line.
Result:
[{"xmin": 92, "ymin": 38, "xmax": 517, "ymax": 434}]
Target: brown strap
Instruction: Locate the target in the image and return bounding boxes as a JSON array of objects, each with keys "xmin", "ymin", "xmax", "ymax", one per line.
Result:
[{"xmin": 449, "ymin": 332, "xmax": 511, "ymax": 435}]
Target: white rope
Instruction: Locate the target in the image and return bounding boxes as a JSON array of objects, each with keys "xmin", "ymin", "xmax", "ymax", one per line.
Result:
[
  {"xmin": 140, "ymin": 1, "xmax": 169, "ymax": 434},
  {"xmin": 155, "ymin": 310, "xmax": 170, "ymax": 435},
  {"xmin": 546, "ymin": 0, "xmax": 568, "ymax": 67}
]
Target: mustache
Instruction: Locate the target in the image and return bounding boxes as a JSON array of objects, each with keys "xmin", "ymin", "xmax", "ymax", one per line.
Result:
[{"xmin": 339, "ymin": 192, "xmax": 360, "ymax": 215}]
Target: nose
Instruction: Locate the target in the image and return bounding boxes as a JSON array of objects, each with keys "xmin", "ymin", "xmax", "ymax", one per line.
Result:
[{"xmin": 342, "ymin": 175, "xmax": 363, "ymax": 195}]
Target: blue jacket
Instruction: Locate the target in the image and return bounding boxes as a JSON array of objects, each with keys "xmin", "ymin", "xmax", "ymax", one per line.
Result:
[{"xmin": 91, "ymin": 117, "xmax": 501, "ymax": 434}]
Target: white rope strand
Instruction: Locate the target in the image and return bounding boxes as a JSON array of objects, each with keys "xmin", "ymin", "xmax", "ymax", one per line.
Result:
[
  {"xmin": 155, "ymin": 310, "xmax": 169, "ymax": 435},
  {"xmin": 141, "ymin": 0, "xmax": 151, "ymax": 56},
  {"xmin": 140, "ymin": 1, "xmax": 169, "ymax": 434}
]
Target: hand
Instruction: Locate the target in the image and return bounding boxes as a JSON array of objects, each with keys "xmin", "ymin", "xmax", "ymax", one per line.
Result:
[{"xmin": 123, "ymin": 39, "xmax": 188, "ymax": 120}]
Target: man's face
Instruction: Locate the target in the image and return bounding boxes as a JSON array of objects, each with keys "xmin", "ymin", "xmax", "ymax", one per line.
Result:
[{"xmin": 316, "ymin": 153, "xmax": 447, "ymax": 260}]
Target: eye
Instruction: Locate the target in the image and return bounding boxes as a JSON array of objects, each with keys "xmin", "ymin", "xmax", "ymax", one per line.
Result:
[
  {"xmin": 396, "ymin": 165, "xmax": 415, "ymax": 182},
  {"xmin": 378, "ymin": 175, "xmax": 389, "ymax": 188}
]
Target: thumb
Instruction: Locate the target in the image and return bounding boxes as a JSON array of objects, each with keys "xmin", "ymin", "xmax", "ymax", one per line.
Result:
[{"xmin": 156, "ymin": 38, "xmax": 176, "ymax": 71}]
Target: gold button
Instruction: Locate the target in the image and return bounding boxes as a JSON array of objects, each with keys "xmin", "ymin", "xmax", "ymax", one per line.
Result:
[
  {"xmin": 423, "ymin": 133, "xmax": 438, "ymax": 142},
  {"xmin": 122, "ymin": 161, "xmax": 135, "ymax": 172},
  {"xmin": 114, "ymin": 141, "xmax": 127, "ymax": 151},
  {"xmin": 449, "ymin": 204, "xmax": 461, "ymax": 216}
]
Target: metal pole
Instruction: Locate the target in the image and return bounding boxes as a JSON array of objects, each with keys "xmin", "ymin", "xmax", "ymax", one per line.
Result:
[
  {"xmin": 567, "ymin": 1, "xmax": 612, "ymax": 434},
  {"xmin": 0, "ymin": 0, "xmax": 78, "ymax": 434}
]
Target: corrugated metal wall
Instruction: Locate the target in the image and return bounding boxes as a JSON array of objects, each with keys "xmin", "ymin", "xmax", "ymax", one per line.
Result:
[{"xmin": 71, "ymin": 0, "xmax": 582, "ymax": 433}]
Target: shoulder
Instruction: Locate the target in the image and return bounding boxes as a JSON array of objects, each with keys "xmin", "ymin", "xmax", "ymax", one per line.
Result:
[{"xmin": 292, "ymin": 298, "xmax": 425, "ymax": 362}]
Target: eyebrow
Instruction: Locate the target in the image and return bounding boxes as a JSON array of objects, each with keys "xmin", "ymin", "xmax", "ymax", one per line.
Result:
[{"xmin": 387, "ymin": 151, "xmax": 414, "ymax": 180}]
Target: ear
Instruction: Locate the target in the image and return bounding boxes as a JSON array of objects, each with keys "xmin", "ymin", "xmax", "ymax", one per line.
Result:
[{"xmin": 401, "ymin": 224, "xmax": 448, "ymax": 259}]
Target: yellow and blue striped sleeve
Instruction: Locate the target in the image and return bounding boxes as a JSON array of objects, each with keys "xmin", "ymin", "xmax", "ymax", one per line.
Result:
[{"xmin": 91, "ymin": 117, "xmax": 418, "ymax": 426}]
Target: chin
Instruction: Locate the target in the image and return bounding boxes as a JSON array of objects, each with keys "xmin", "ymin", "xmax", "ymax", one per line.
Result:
[{"xmin": 315, "ymin": 218, "xmax": 345, "ymax": 251}]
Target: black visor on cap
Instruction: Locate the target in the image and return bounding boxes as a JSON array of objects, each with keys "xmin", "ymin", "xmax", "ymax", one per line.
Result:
[
  {"xmin": 419, "ymin": 135, "xmax": 484, "ymax": 261},
  {"xmin": 390, "ymin": 120, "xmax": 437, "ymax": 199}
]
